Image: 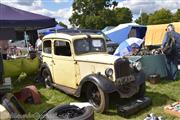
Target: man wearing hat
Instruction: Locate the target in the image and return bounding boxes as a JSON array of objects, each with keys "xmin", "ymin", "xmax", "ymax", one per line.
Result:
[{"xmin": 162, "ymin": 24, "xmax": 180, "ymax": 80}]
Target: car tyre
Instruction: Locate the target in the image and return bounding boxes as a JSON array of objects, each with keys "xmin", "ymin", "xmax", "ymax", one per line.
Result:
[
  {"xmin": 86, "ymin": 83, "xmax": 109, "ymax": 113},
  {"xmin": 41, "ymin": 68, "xmax": 53, "ymax": 89},
  {"xmin": 39, "ymin": 105, "xmax": 94, "ymax": 120}
]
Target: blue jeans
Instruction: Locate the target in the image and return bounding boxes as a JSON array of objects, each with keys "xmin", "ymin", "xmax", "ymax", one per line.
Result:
[{"xmin": 165, "ymin": 55, "xmax": 178, "ymax": 80}]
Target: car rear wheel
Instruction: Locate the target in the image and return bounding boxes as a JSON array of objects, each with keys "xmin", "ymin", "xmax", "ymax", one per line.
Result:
[
  {"xmin": 41, "ymin": 68, "xmax": 53, "ymax": 89},
  {"xmin": 86, "ymin": 83, "xmax": 109, "ymax": 113}
]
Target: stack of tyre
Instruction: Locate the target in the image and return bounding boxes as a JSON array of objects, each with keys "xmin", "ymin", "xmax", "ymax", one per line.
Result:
[{"xmin": 39, "ymin": 105, "xmax": 94, "ymax": 120}]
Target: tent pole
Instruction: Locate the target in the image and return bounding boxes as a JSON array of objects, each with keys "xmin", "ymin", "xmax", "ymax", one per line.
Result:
[{"xmin": 24, "ymin": 31, "xmax": 29, "ymax": 51}]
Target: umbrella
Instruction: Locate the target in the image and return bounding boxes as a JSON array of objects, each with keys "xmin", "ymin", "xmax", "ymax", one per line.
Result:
[
  {"xmin": 113, "ymin": 37, "xmax": 144, "ymax": 56},
  {"xmin": 104, "ymin": 23, "xmax": 147, "ymax": 44}
]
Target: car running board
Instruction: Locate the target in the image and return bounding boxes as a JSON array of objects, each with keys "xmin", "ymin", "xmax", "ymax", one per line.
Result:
[{"xmin": 117, "ymin": 97, "xmax": 151, "ymax": 117}]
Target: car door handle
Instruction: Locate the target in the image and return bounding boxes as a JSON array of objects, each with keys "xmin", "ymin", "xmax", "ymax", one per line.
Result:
[{"xmin": 52, "ymin": 60, "xmax": 55, "ymax": 65}]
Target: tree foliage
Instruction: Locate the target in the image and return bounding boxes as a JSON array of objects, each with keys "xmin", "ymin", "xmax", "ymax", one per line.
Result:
[
  {"xmin": 69, "ymin": 0, "xmax": 132, "ymax": 29},
  {"xmin": 135, "ymin": 13, "xmax": 149, "ymax": 25},
  {"xmin": 148, "ymin": 8, "xmax": 173, "ymax": 25},
  {"xmin": 58, "ymin": 21, "xmax": 67, "ymax": 28},
  {"xmin": 173, "ymin": 9, "xmax": 180, "ymax": 22},
  {"xmin": 114, "ymin": 8, "xmax": 132, "ymax": 24},
  {"xmin": 135, "ymin": 8, "xmax": 179, "ymax": 25}
]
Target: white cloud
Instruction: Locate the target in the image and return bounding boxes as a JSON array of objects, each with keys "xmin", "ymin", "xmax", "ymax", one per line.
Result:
[
  {"xmin": 53, "ymin": 0, "xmax": 69, "ymax": 3},
  {"xmin": 117, "ymin": 0, "xmax": 180, "ymax": 15},
  {"xmin": 54, "ymin": 0, "xmax": 61, "ymax": 3}
]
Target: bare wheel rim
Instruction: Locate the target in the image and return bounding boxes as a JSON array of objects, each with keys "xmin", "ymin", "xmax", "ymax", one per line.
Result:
[{"xmin": 87, "ymin": 85, "xmax": 101, "ymax": 108}]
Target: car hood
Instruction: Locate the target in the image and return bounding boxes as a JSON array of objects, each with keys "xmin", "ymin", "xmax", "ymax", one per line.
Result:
[{"xmin": 74, "ymin": 53, "xmax": 120, "ymax": 65}]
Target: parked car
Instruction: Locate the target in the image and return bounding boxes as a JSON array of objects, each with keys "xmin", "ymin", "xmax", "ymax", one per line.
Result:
[
  {"xmin": 40, "ymin": 32, "xmax": 146, "ymax": 113},
  {"xmin": 45, "ymin": 29, "xmax": 119, "ymax": 55}
]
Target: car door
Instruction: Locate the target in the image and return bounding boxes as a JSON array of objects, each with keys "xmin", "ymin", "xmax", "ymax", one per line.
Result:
[
  {"xmin": 52, "ymin": 39, "xmax": 77, "ymax": 89},
  {"xmin": 42, "ymin": 40, "xmax": 53, "ymax": 76}
]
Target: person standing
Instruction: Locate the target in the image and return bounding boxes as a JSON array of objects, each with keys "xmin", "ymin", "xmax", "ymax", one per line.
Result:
[
  {"xmin": 162, "ymin": 24, "xmax": 180, "ymax": 80},
  {"xmin": 0, "ymin": 40, "xmax": 9, "ymax": 60},
  {"xmin": 35, "ymin": 34, "xmax": 43, "ymax": 51}
]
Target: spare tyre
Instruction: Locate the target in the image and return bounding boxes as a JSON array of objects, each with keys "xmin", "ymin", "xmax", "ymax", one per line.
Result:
[{"xmin": 39, "ymin": 105, "xmax": 94, "ymax": 120}]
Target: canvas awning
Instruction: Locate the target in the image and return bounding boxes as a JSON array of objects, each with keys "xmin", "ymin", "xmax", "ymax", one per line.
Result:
[
  {"xmin": 0, "ymin": 3, "xmax": 57, "ymax": 30},
  {"xmin": 104, "ymin": 23, "xmax": 147, "ymax": 44},
  {"xmin": 145, "ymin": 22, "xmax": 180, "ymax": 46}
]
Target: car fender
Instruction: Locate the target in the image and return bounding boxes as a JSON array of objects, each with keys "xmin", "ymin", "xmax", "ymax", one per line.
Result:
[{"xmin": 75, "ymin": 74, "xmax": 117, "ymax": 97}]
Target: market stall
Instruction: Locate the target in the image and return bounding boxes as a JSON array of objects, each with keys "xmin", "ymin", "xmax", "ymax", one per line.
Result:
[
  {"xmin": 145, "ymin": 22, "xmax": 180, "ymax": 46},
  {"xmin": 104, "ymin": 23, "xmax": 168, "ymax": 79},
  {"xmin": 126, "ymin": 53, "xmax": 167, "ymax": 78},
  {"xmin": 0, "ymin": 3, "xmax": 57, "ymax": 77}
]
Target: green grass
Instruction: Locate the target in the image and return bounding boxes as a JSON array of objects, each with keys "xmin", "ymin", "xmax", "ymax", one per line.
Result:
[{"xmin": 12, "ymin": 76, "xmax": 180, "ymax": 120}]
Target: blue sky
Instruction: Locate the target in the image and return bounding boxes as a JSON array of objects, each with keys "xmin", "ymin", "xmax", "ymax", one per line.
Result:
[
  {"xmin": 43, "ymin": 0, "xmax": 125, "ymax": 11},
  {"xmin": 1, "ymin": 0, "xmax": 179, "ymax": 27},
  {"xmin": 43, "ymin": 0, "xmax": 74, "ymax": 11}
]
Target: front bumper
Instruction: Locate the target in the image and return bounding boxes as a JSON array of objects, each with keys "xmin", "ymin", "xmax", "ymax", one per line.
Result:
[{"xmin": 114, "ymin": 70, "xmax": 145, "ymax": 98}]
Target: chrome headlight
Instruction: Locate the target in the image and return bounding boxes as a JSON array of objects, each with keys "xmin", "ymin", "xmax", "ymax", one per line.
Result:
[
  {"xmin": 133, "ymin": 61, "xmax": 142, "ymax": 71},
  {"xmin": 105, "ymin": 68, "xmax": 113, "ymax": 77}
]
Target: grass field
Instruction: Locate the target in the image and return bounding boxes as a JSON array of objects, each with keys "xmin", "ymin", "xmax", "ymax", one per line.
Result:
[{"xmin": 13, "ymin": 75, "xmax": 180, "ymax": 120}]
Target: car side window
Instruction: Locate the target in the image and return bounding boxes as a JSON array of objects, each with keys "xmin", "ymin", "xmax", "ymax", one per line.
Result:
[
  {"xmin": 54, "ymin": 40, "xmax": 71, "ymax": 56},
  {"xmin": 43, "ymin": 40, "xmax": 51, "ymax": 54}
]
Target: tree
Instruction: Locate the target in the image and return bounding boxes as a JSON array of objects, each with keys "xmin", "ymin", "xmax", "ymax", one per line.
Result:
[
  {"xmin": 58, "ymin": 22, "xmax": 67, "ymax": 28},
  {"xmin": 69, "ymin": 0, "xmax": 113, "ymax": 29},
  {"xmin": 112, "ymin": 1, "xmax": 118, "ymax": 9},
  {"xmin": 114, "ymin": 7, "xmax": 132, "ymax": 24},
  {"xmin": 148, "ymin": 8, "xmax": 173, "ymax": 25},
  {"xmin": 173, "ymin": 9, "xmax": 180, "ymax": 22},
  {"xmin": 135, "ymin": 12, "xmax": 149, "ymax": 25},
  {"xmin": 69, "ymin": 0, "xmax": 132, "ymax": 29}
]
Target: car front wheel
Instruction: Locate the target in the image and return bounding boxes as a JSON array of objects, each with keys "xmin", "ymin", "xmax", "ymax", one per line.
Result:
[
  {"xmin": 135, "ymin": 82, "xmax": 146, "ymax": 98},
  {"xmin": 86, "ymin": 83, "xmax": 109, "ymax": 113}
]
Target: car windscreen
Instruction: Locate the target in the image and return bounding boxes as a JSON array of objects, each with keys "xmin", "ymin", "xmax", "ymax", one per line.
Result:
[{"xmin": 74, "ymin": 38, "xmax": 106, "ymax": 55}]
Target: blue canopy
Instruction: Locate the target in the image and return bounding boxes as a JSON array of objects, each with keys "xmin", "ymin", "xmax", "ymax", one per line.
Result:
[
  {"xmin": 104, "ymin": 23, "xmax": 147, "ymax": 44},
  {"xmin": 38, "ymin": 25, "xmax": 65, "ymax": 35},
  {"xmin": 0, "ymin": 3, "xmax": 57, "ymax": 30}
]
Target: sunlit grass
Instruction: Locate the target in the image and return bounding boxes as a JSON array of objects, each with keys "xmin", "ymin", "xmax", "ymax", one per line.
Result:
[{"xmin": 12, "ymin": 74, "xmax": 180, "ymax": 120}]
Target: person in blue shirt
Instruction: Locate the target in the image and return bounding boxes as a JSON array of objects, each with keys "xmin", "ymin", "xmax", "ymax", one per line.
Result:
[{"xmin": 162, "ymin": 24, "xmax": 180, "ymax": 80}]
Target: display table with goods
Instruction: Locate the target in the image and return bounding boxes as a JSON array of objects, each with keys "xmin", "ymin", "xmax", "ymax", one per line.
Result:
[
  {"xmin": 164, "ymin": 102, "xmax": 180, "ymax": 117},
  {"xmin": 126, "ymin": 52, "xmax": 168, "ymax": 79},
  {"xmin": 140, "ymin": 54, "xmax": 167, "ymax": 78}
]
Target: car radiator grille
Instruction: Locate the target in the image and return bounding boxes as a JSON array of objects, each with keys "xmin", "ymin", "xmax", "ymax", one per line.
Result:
[
  {"xmin": 114, "ymin": 58, "xmax": 130, "ymax": 79},
  {"xmin": 114, "ymin": 58, "xmax": 138, "ymax": 98}
]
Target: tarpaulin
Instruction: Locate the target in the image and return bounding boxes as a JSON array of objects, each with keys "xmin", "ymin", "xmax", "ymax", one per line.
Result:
[
  {"xmin": 145, "ymin": 22, "xmax": 180, "ymax": 46},
  {"xmin": 140, "ymin": 55, "xmax": 167, "ymax": 78},
  {"xmin": 0, "ymin": 3, "xmax": 57, "ymax": 30}
]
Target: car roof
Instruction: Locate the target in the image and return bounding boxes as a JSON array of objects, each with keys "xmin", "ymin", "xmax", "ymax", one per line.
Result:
[{"xmin": 43, "ymin": 32, "xmax": 104, "ymax": 41}]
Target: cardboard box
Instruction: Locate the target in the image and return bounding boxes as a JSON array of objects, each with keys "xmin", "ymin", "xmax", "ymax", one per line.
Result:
[{"xmin": 164, "ymin": 102, "xmax": 180, "ymax": 117}]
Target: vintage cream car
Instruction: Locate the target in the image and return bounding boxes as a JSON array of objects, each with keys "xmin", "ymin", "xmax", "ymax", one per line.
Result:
[{"xmin": 40, "ymin": 32, "xmax": 145, "ymax": 113}]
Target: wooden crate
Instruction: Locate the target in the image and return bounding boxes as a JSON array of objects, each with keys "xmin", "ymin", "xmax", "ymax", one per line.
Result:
[
  {"xmin": 164, "ymin": 102, "xmax": 180, "ymax": 117},
  {"xmin": 148, "ymin": 74, "xmax": 160, "ymax": 84}
]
